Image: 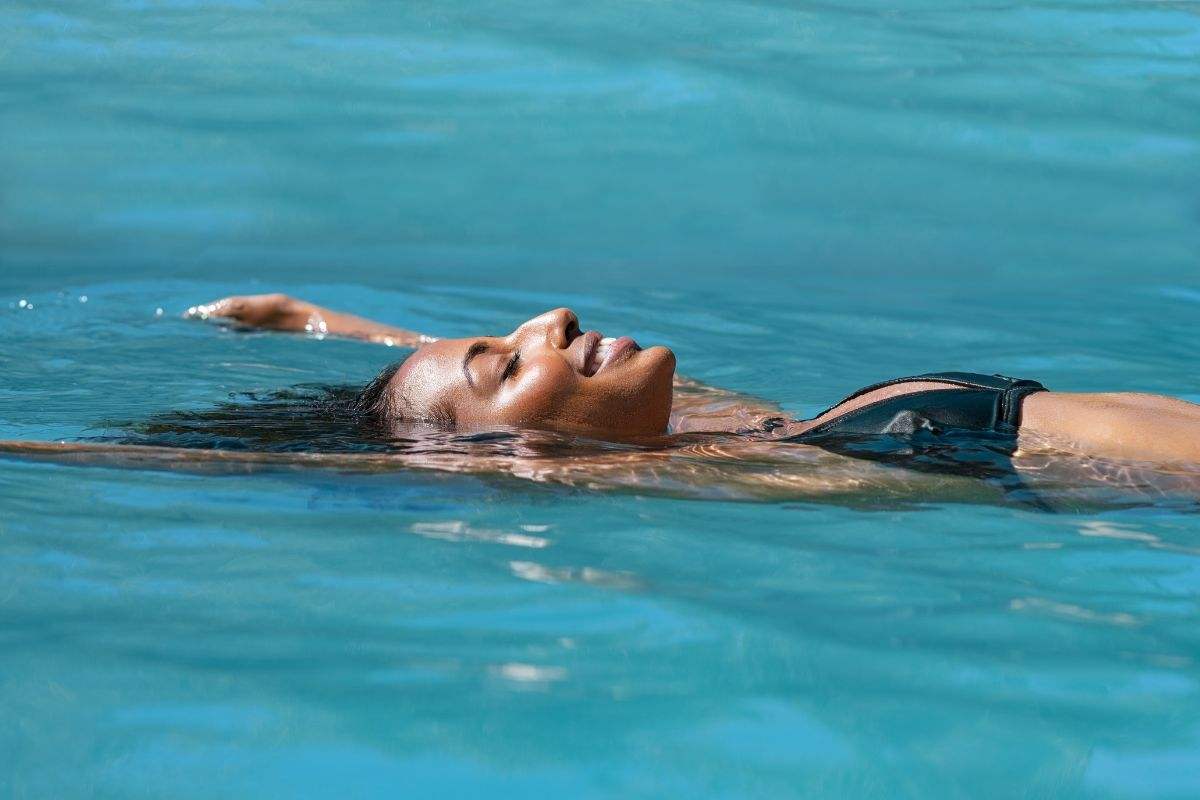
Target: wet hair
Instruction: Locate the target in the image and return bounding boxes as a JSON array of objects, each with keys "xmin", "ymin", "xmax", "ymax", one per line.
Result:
[
  {"xmin": 352, "ymin": 360, "xmax": 404, "ymax": 422},
  {"xmin": 92, "ymin": 358, "xmax": 651, "ymax": 462},
  {"xmin": 99, "ymin": 360, "xmax": 423, "ymax": 453}
]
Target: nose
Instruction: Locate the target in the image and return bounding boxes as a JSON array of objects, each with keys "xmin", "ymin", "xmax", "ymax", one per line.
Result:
[{"xmin": 510, "ymin": 307, "xmax": 579, "ymax": 349}]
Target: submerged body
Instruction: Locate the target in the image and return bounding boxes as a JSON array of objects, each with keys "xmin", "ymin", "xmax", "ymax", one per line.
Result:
[
  {"xmin": 2, "ymin": 293, "xmax": 1199, "ymax": 509},
  {"xmin": 181, "ymin": 293, "xmax": 1200, "ymax": 464}
]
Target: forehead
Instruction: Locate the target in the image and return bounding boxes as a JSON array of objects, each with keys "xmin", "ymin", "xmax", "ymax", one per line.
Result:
[{"xmin": 391, "ymin": 338, "xmax": 472, "ymax": 412}]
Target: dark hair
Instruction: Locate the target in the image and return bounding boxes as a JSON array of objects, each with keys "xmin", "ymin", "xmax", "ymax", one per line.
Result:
[
  {"xmin": 100, "ymin": 360, "xmax": 416, "ymax": 453},
  {"xmin": 94, "ymin": 358, "xmax": 644, "ymax": 462},
  {"xmin": 352, "ymin": 359, "xmax": 404, "ymax": 421}
]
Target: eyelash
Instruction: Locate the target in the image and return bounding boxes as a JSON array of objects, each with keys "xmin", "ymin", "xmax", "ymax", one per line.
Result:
[{"xmin": 501, "ymin": 352, "xmax": 520, "ymax": 382}]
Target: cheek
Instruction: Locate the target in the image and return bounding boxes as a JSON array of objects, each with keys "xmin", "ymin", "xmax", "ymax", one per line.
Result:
[{"xmin": 496, "ymin": 360, "xmax": 576, "ymax": 425}]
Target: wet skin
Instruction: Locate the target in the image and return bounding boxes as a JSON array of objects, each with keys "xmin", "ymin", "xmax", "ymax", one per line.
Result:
[
  {"xmin": 182, "ymin": 294, "xmax": 1200, "ymax": 464},
  {"xmin": 386, "ymin": 308, "xmax": 676, "ymax": 438}
]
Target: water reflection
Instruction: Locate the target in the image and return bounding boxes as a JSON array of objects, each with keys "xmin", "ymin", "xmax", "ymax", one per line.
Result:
[
  {"xmin": 490, "ymin": 662, "xmax": 568, "ymax": 685},
  {"xmin": 1009, "ymin": 597, "xmax": 1139, "ymax": 628},
  {"xmin": 15, "ymin": 412, "xmax": 1198, "ymax": 512},
  {"xmin": 508, "ymin": 560, "xmax": 640, "ymax": 590},
  {"xmin": 410, "ymin": 520, "xmax": 550, "ymax": 549}
]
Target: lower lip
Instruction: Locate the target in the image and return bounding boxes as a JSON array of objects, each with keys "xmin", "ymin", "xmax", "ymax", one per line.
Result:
[{"xmin": 595, "ymin": 336, "xmax": 640, "ymax": 374}]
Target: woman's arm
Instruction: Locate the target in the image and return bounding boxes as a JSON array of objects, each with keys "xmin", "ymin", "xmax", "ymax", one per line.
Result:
[
  {"xmin": 1019, "ymin": 392, "xmax": 1200, "ymax": 464},
  {"xmin": 185, "ymin": 294, "xmax": 436, "ymax": 348}
]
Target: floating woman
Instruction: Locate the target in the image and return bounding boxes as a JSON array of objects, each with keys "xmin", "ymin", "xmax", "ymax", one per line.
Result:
[{"xmin": 2, "ymin": 293, "xmax": 1198, "ymax": 507}]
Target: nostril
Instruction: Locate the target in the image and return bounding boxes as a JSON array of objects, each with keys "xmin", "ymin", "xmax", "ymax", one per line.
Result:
[{"xmin": 565, "ymin": 317, "xmax": 580, "ymax": 343}]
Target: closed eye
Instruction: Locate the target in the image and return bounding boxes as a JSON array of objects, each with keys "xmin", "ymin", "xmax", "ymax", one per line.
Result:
[{"xmin": 501, "ymin": 351, "xmax": 521, "ymax": 382}]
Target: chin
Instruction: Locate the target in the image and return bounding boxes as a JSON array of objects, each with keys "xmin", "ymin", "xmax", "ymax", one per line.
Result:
[
  {"xmin": 632, "ymin": 347, "xmax": 675, "ymax": 434},
  {"xmin": 644, "ymin": 345, "xmax": 676, "ymax": 378}
]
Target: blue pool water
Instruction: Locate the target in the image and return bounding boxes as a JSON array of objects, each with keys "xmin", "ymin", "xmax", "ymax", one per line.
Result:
[{"xmin": 2, "ymin": 1, "xmax": 1200, "ymax": 797}]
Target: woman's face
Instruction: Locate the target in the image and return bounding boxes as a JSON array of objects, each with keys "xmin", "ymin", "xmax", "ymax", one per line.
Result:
[{"xmin": 384, "ymin": 308, "xmax": 676, "ymax": 438}]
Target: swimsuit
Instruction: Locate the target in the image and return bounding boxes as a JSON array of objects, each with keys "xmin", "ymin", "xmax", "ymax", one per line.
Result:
[
  {"xmin": 780, "ymin": 372, "xmax": 1048, "ymax": 480},
  {"xmin": 794, "ymin": 372, "xmax": 1046, "ymax": 443}
]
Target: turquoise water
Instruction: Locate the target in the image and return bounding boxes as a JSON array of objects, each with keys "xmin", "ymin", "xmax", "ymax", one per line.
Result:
[{"xmin": 3, "ymin": 1, "xmax": 1200, "ymax": 797}]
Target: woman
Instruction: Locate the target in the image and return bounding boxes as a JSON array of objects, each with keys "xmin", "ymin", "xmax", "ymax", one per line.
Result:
[
  {"xmin": 182, "ymin": 293, "xmax": 1200, "ymax": 464},
  {"xmin": 2, "ymin": 292, "xmax": 1198, "ymax": 507}
]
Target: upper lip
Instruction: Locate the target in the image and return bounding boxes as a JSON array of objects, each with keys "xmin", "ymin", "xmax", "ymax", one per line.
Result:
[{"xmin": 576, "ymin": 331, "xmax": 602, "ymax": 377}]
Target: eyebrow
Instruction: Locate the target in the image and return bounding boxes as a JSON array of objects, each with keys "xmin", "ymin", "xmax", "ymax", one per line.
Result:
[{"xmin": 462, "ymin": 340, "xmax": 489, "ymax": 389}]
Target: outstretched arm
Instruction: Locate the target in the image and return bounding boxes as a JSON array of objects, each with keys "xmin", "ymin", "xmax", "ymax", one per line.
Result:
[{"xmin": 185, "ymin": 294, "xmax": 436, "ymax": 348}]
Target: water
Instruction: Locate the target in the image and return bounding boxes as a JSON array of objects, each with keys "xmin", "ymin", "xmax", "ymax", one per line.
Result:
[{"xmin": 2, "ymin": 1, "xmax": 1199, "ymax": 797}]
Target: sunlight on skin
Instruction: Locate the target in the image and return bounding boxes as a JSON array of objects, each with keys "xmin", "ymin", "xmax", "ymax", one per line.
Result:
[
  {"xmin": 7, "ymin": 292, "xmax": 1197, "ymax": 510},
  {"xmin": 186, "ymin": 293, "xmax": 1200, "ymax": 465},
  {"xmin": 381, "ymin": 312, "xmax": 676, "ymax": 437}
]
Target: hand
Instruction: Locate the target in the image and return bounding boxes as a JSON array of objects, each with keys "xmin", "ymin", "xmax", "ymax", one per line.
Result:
[
  {"xmin": 184, "ymin": 293, "xmax": 319, "ymax": 333},
  {"xmin": 185, "ymin": 293, "xmax": 431, "ymax": 346}
]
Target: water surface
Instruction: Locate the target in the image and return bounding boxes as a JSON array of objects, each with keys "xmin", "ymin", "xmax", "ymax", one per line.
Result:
[{"xmin": 2, "ymin": 1, "xmax": 1200, "ymax": 797}]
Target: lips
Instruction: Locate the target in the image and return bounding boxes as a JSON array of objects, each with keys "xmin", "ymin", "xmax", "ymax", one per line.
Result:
[{"xmin": 580, "ymin": 332, "xmax": 641, "ymax": 377}]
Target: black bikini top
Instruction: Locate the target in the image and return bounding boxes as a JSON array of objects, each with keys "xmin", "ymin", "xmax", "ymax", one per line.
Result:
[{"xmin": 788, "ymin": 371, "xmax": 1048, "ymax": 443}]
